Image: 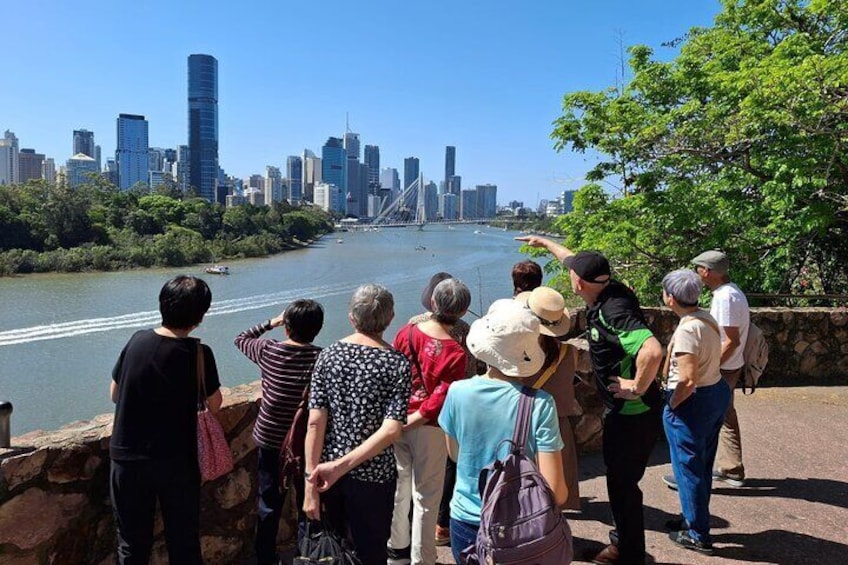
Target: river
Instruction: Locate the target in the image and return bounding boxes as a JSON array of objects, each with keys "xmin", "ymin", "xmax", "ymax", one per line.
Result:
[{"xmin": 0, "ymin": 225, "xmax": 532, "ymax": 436}]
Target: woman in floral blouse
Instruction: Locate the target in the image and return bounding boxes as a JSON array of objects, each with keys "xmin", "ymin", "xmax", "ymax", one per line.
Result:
[{"xmin": 303, "ymin": 284, "xmax": 412, "ymax": 565}]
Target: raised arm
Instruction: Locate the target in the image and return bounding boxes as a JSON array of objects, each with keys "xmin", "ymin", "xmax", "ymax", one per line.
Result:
[{"xmin": 515, "ymin": 235, "xmax": 574, "ymax": 264}]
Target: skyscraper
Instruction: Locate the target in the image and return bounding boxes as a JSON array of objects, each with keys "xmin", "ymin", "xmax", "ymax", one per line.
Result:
[
  {"xmin": 444, "ymin": 146, "xmax": 456, "ymax": 194},
  {"xmin": 264, "ymin": 166, "xmax": 283, "ymax": 204},
  {"xmin": 322, "ymin": 137, "xmax": 347, "ymax": 213},
  {"xmin": 188, "ymin": 54, "xmax": 219, "ymax": 201},
  {"xmin": 403, "ymin": 156, "xmax": 420, "ymax": 209},
  {"xmin": 176, "ymin": 145, "xmax": 190, "ymax": 193},
  {"xmin": 476, "ymin": 184, "xmax": 498, "ymax": 218},
  {"xmin": 18, "ymin": 149, "xmax": 44, "ymax": 183},
  {"xmin": 287, "ymin": 156, "xmax": 303, "ymax": 203},
  {"xmin": 116, "ymin": 114, "xmax": 149, "ymax": 190},
  {"xmin": 343, "ymin": 132, "xmax": 360, "ymax": 160},
  {"xmin": 380, "ymin": 167, "xmax": 399, "ymax": 193},
  {"xmin": 364, "ymin": 145, "xmax": 380, "ymax": 191},
  {"xmin": 302, "ymin": 149, "xmax": 321, "ymax": 203},
  {"xmin": 0, "ymin": 130, "xmax": 19, "ymax": 185},
  {"xmin": 425, "ymin": 181, "xmax": 438, "ymax": 220},
  {"xmin": 42, "ymin": 158, "xmax": 56, "ymax": 184},
  {"xmin": 66, "ymin": 153, "xmax": 99, "ymax": 188},
  {"xmin": 73, "ymin": 129, "xmax": 95, "ymax": 159}
]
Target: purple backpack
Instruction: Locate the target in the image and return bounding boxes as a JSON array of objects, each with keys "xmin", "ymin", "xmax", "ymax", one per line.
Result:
[{"xmin": 461, "ymin": 387, "xmax": 573, "ymax": 565}]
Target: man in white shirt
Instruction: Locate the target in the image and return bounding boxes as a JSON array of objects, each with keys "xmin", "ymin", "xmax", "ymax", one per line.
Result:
[{"xmin": 692, "ymin": 250, "xmax": 749, "ymax": 486}]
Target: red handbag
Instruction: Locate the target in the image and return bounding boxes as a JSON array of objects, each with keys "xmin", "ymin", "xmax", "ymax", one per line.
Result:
[{"xmin": 196, "ymin": 341, "xmax": 233, "ymax": 481}]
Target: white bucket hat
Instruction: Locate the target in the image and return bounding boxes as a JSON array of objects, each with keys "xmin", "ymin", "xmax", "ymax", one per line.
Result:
[
  {"xmin": 514, "ymin": 287, "xmax": 571, "ymax": 337},
  {"xmin": 467, "ymin": 299, "xmax": 544, "ymax": 378}
]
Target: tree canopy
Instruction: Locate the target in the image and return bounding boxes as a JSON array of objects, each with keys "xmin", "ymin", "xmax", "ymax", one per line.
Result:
[
  {"xmin": 545, "ymin": 0, "xmax": 848, "ymax": 302},
  {"xmin": 0, "ymin": 179, "xmax": 332, "ymax": 275}
]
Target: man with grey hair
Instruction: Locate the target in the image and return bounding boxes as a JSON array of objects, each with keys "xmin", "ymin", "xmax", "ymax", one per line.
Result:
[{"xmin": 691, "ymin": 250, "xmax": 750, "ymax": 487}]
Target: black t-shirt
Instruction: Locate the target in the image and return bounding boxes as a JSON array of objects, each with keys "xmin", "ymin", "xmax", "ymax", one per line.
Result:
[
  {"xmin": 110, "ymin": 329, "xmax": 221, "ymax": 461},
  {"xmin": 586, "ymin": 280, "xmax": 661, "ymax": 415}
]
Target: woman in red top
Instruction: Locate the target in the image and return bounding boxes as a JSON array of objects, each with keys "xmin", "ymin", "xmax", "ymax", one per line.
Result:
[{"xmin": 388, "ymin": 278, "xmax": 470, "ymax": 565}]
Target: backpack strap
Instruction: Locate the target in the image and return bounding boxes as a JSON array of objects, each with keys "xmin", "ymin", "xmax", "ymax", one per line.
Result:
[
  {"xmin": 532, "ymin": 343, "xmax": 568, "ymax": 390},
  {"xmin": 511, "ymin": 387, "xmax": 537, "ymax": 455}
]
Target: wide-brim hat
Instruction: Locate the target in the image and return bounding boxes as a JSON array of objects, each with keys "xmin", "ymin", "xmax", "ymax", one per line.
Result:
[
  {"xmin": 467, "ymin": 299, "xmax": 544, "ymax": 378},
  {"xmin": 515, "ymin": 287, "xmax": 571, "ymax": 337}
]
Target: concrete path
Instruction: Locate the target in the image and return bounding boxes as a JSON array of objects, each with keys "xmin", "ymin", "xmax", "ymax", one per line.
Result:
[{"xmin": 435, "ymin": 386, "xmax": 848, "ymax": 565}]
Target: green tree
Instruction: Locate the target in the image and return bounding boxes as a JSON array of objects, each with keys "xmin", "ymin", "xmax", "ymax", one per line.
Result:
[{"xmin": 549, "ymin": 0, "xmax": 848, "ymax": 299}]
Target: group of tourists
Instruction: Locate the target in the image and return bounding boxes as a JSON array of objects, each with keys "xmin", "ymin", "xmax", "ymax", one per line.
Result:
[{"xmin": 107, "ymin": 236, "xmax": 751, "ymax": 565}]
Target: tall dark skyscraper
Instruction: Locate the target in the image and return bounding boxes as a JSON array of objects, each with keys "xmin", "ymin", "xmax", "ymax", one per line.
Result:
[
  {"xmin": 403, "ymin": 156, "xmax": 420, "ymax": 210},
  {"xmin": 188, "ymin": 54, "xmax": 219, "ymax": 201},
  {"xmin": 73, "ymin": 129, "xmax": 95, "ymax": 159},
  {"xmin": 364, "ymin": 145, "xmax": 380, "ymax": 191},
  {"xmin": 444, "ymin": 146, "xmax": 456, "ymax": 194}
]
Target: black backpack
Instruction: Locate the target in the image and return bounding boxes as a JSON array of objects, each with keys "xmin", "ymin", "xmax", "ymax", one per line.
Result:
[{"xmin": 294, "ymin": 521, "xmax": 361, "ymax": 565}]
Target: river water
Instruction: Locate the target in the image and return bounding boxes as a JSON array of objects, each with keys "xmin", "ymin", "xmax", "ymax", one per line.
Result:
[{"xmin": 0, "ymin": 225, "xmax": 531, "ymax": 436}]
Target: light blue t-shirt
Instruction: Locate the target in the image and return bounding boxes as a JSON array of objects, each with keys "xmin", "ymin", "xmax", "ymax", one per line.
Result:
[{"xmin": 438, "ymin": 376, "xmax": 564, "ymax": 524}]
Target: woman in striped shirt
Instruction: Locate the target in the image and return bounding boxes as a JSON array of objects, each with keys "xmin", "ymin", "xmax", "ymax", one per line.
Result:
[{"xmin": 235, "ymin": 299, "xmax": 324, "ymax": 565}]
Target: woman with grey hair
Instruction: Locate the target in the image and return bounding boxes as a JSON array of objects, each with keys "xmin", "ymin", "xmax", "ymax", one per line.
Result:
[
  {"xmin": 388, "ymin": 278, "xmax": 470, "ymax": 565},
  {"xmin": 302, "ymin": 284, "xmax": 412, "ymax": 565},
  {"xmin": 660, "ymin": 269, "xmax": 731, "ymax": 556}
]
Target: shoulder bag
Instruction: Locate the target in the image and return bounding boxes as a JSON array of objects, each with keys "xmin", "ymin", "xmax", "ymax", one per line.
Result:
[{"xmin": 196, "ymin": 341, "xmax": 234, "ymax": 482}]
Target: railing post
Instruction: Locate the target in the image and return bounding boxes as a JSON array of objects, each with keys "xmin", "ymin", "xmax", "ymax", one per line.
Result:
[{"xmin": 0, "ymin": 401, "xmax": 12, "ymax": 448}]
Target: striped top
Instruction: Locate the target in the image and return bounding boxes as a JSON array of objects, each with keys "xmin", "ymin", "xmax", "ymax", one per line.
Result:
[{"xmin": 235, "ymin": 321, "xmax": 322, "ymax": 450}]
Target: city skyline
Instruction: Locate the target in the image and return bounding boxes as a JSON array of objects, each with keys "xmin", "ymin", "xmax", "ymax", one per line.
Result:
[{"xmin": 0, "ymin": 1, "xmax": 721, "ymax": 203}]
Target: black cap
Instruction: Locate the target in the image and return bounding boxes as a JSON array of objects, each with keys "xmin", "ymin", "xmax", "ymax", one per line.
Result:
[
  {"xmin": 421, "ymin": 272, "xmax": 453, "ymax": 311},
  {"xmin": 563, "ymin": 251, "xmax": 611, "ymax": 283}
]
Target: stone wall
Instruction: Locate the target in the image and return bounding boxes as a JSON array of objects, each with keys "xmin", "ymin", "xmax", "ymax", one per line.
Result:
[
  {"xmin": 0, "ymin": 384, "xmax": 274, "ymax": 565},
  {"xmin": 1, "ymin": 307, "xmax": 845, "ymax": 563}
]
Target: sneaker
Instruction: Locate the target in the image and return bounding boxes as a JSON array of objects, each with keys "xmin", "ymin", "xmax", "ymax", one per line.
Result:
[
  {"xmin": 435, "ymin": 524, "xmax": 451, "ymax": 546},
  {"xmin": 669, "ymin": 530, "xmax": 714, "ymax": 555},
  {"xmin": 713, "ymin": 470, "xmax": 746, "ymax": 487},
  {"xmin": 662, "ymin": 474, "xmax": 678, "ymax": 490},
  {"xmin": 664, "ymin": 516, "xmax": 688, "ymax": 531}
]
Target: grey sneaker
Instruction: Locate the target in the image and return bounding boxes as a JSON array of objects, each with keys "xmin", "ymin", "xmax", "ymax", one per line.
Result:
[
  {"xmin": 713, "ymin": 470, "xmax": 746, "ymax": 487},
  {"xmin": 662, "ymin": 474, "xmax": 678, "ymax": 490}
]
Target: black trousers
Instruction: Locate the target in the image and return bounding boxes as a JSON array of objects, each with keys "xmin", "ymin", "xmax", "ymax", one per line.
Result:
[
  {"xmin": 603, "ymin": 409, "xmax": 662, "ymax": 565},
  {"xmin": 322, "ymin": 475, "xmax": 396, "ymax": 565},
  {"xmin": 437, "ymin": 457, "xmax": 456, "ymax": 528},
  {"xmin": 110, "ymin": 456, "xmax": 202, "ymax": 564}
]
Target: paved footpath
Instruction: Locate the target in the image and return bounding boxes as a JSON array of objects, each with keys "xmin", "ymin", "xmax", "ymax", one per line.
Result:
[{"xmin": 435, "ymin": 386, "xmax": 848, "ymax": 565}]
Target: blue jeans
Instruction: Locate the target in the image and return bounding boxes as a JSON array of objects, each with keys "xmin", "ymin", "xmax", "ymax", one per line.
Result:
[
  {"xmin": 449, "ymin": 518, "xmax": 478, "ymax": 564},
  {"xmin": 663, "ymin": 380, "xmax": 731, "ymax": 544}
]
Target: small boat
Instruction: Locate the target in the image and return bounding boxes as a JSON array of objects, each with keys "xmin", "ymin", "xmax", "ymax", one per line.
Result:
[
  {"xmin": 336, "ymin": 238, "xmax": 344, "ymax": 244},
  {"xmin": 205, "ymin": 265, "xmax": 230, "ymax": 275},
  {"xmin": 473, "ymin": 229, "xmax": 482, "ymax": 234},
  {"xmin": 415, "ymin": 245, "xmax": 427, "ymax": 251}
]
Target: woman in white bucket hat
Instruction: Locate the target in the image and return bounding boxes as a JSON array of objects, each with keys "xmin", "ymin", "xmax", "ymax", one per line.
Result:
[{"xmin": 437, "ymin": 299, "xmax": 569, "ymax": 562}]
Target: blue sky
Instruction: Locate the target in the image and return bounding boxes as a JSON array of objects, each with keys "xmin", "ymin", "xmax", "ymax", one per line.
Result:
[{"xmin": 2, "ymin": 0, "xmax": 720, "ymax": 204}]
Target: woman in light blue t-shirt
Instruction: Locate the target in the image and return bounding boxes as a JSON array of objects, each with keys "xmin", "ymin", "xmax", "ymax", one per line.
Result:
[{"xmin": 438, "ymin": 300, "xmax": 567, "ymax": 562}]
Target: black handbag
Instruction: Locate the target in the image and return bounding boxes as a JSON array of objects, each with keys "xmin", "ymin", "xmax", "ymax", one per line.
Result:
[{"xmin": 294, "ymin": 520, "xmax": 362, "ymax": 565}]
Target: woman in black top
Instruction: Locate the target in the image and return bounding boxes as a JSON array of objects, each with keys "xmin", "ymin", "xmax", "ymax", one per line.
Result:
[{"xmin": 109, "ymin": 275, "xmax": 222, "ymax": 564}]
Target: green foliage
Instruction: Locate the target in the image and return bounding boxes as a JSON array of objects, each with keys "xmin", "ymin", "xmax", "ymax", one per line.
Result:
[
  {"xmin": 0, "ymin": 179, "xmax": 333, "ymax": 275},
  {"xmin": 549, "ymin": 0, "xmax": 848, "ymax": 301}
]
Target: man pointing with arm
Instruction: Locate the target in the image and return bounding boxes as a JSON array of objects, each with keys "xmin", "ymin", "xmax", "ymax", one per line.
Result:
[{"xmin": 517, "ymin": 236, "xmax": 663, "ymax": 565}]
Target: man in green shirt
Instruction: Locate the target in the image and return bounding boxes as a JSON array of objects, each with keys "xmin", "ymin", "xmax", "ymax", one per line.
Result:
[{"xmin": 517, "ymin": 236, "xmax": 663, "ymax": 565}]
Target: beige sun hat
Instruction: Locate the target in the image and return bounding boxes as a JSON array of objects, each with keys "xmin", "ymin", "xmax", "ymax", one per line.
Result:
[
  {"xmin": 514, "ymin": 286, "xmax": 571, "ymax": 337},
  {"xmin": 466, "ymin": 299, "xmax": 544, "ymax": 378}
]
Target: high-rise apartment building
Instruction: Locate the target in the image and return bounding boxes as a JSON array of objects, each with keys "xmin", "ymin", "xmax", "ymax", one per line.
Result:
[
  {"xmin": 103, "ymin": 159, "xmax": 118, "ymax": 186},
  {"xmin": 66, "ymin": 153, "xmax": 99, "ymax": 188},
  {"xmin": 321, "ymin": 137, "xmax": 347, "ymax": 213},
  {"xmin": 116, "ymin": 114, "xmax": 149, "ymax": 190},
  {"xmin": 425, "ymin": 181, "xmax": 438, "ymax": 221},
  {"xmin": 287, "ymin": 156, "xmax": 303, "ymax": 203},
  {"xmin": 313, "ymin": 182, "xmax": 342, "ymax": 213},
  {"xmin": 18, "ymin": 149, "xmax": 44, "ymax": 183},
  {"xmin": 264, "ymin": 166, "xmax": 283, "ymax": 204},
  {"xmin": 188, "ymin": 54, "xmax": 219, "ymax": 201},
  {"xmin": 302, "ymin": 149, "xmax": 321, "ymax": 203},
  {"xmin": 380, "ymin": 167, "xmax": 399, "ymax": 192},
  {"xmin": 444, "ymin": 146, "xmax": 456, "ymax": 195},
  {"xmin": 439, "ymin": 192, "xmax": 458, "ymax": 220},
  {"xmin": 364, "ymin": 145, "xmax": 380, "ymax": 191},
  {"xmin": 461, "ymin": 189, "xmax": 477, "ymax": 220},
  {"xmin": 403, "ymin": 157, "xmax": 420, "ymax": 209},
  {"xmin": 448, "ymin": 174, "xmax": 461, "ymax": 195},
  {"xmin": 42, "ymin": 158, "xmax": 56, "ymax": 184},
  {"xmin": 0, "ymin": 130, "xmax": 20, "ymax": 185},
  {"xmin": 343, "ymin": 132, "xmax": 360, "ymax": 161},
  {"xmin": 476, "ymin": 184, "xmax": 498, "ymax": 218},
  {"xmin": 73, "ymin": 129, "xmax": 95, "ymax": 159},
  {"xmin": 176, "ymin": 145, "xmax": 190, "ymax": 192}
]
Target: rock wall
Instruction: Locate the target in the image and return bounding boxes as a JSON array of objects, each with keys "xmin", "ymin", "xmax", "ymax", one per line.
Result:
[{"xmin": 1, "ymin": 307, "xmax": 845, "ymax": 563}]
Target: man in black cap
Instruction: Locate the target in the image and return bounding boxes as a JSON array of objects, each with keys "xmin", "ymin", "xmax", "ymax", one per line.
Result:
[{"xmin": 516, "ymin": 236, "xmax": 663, "ymax": 565}]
